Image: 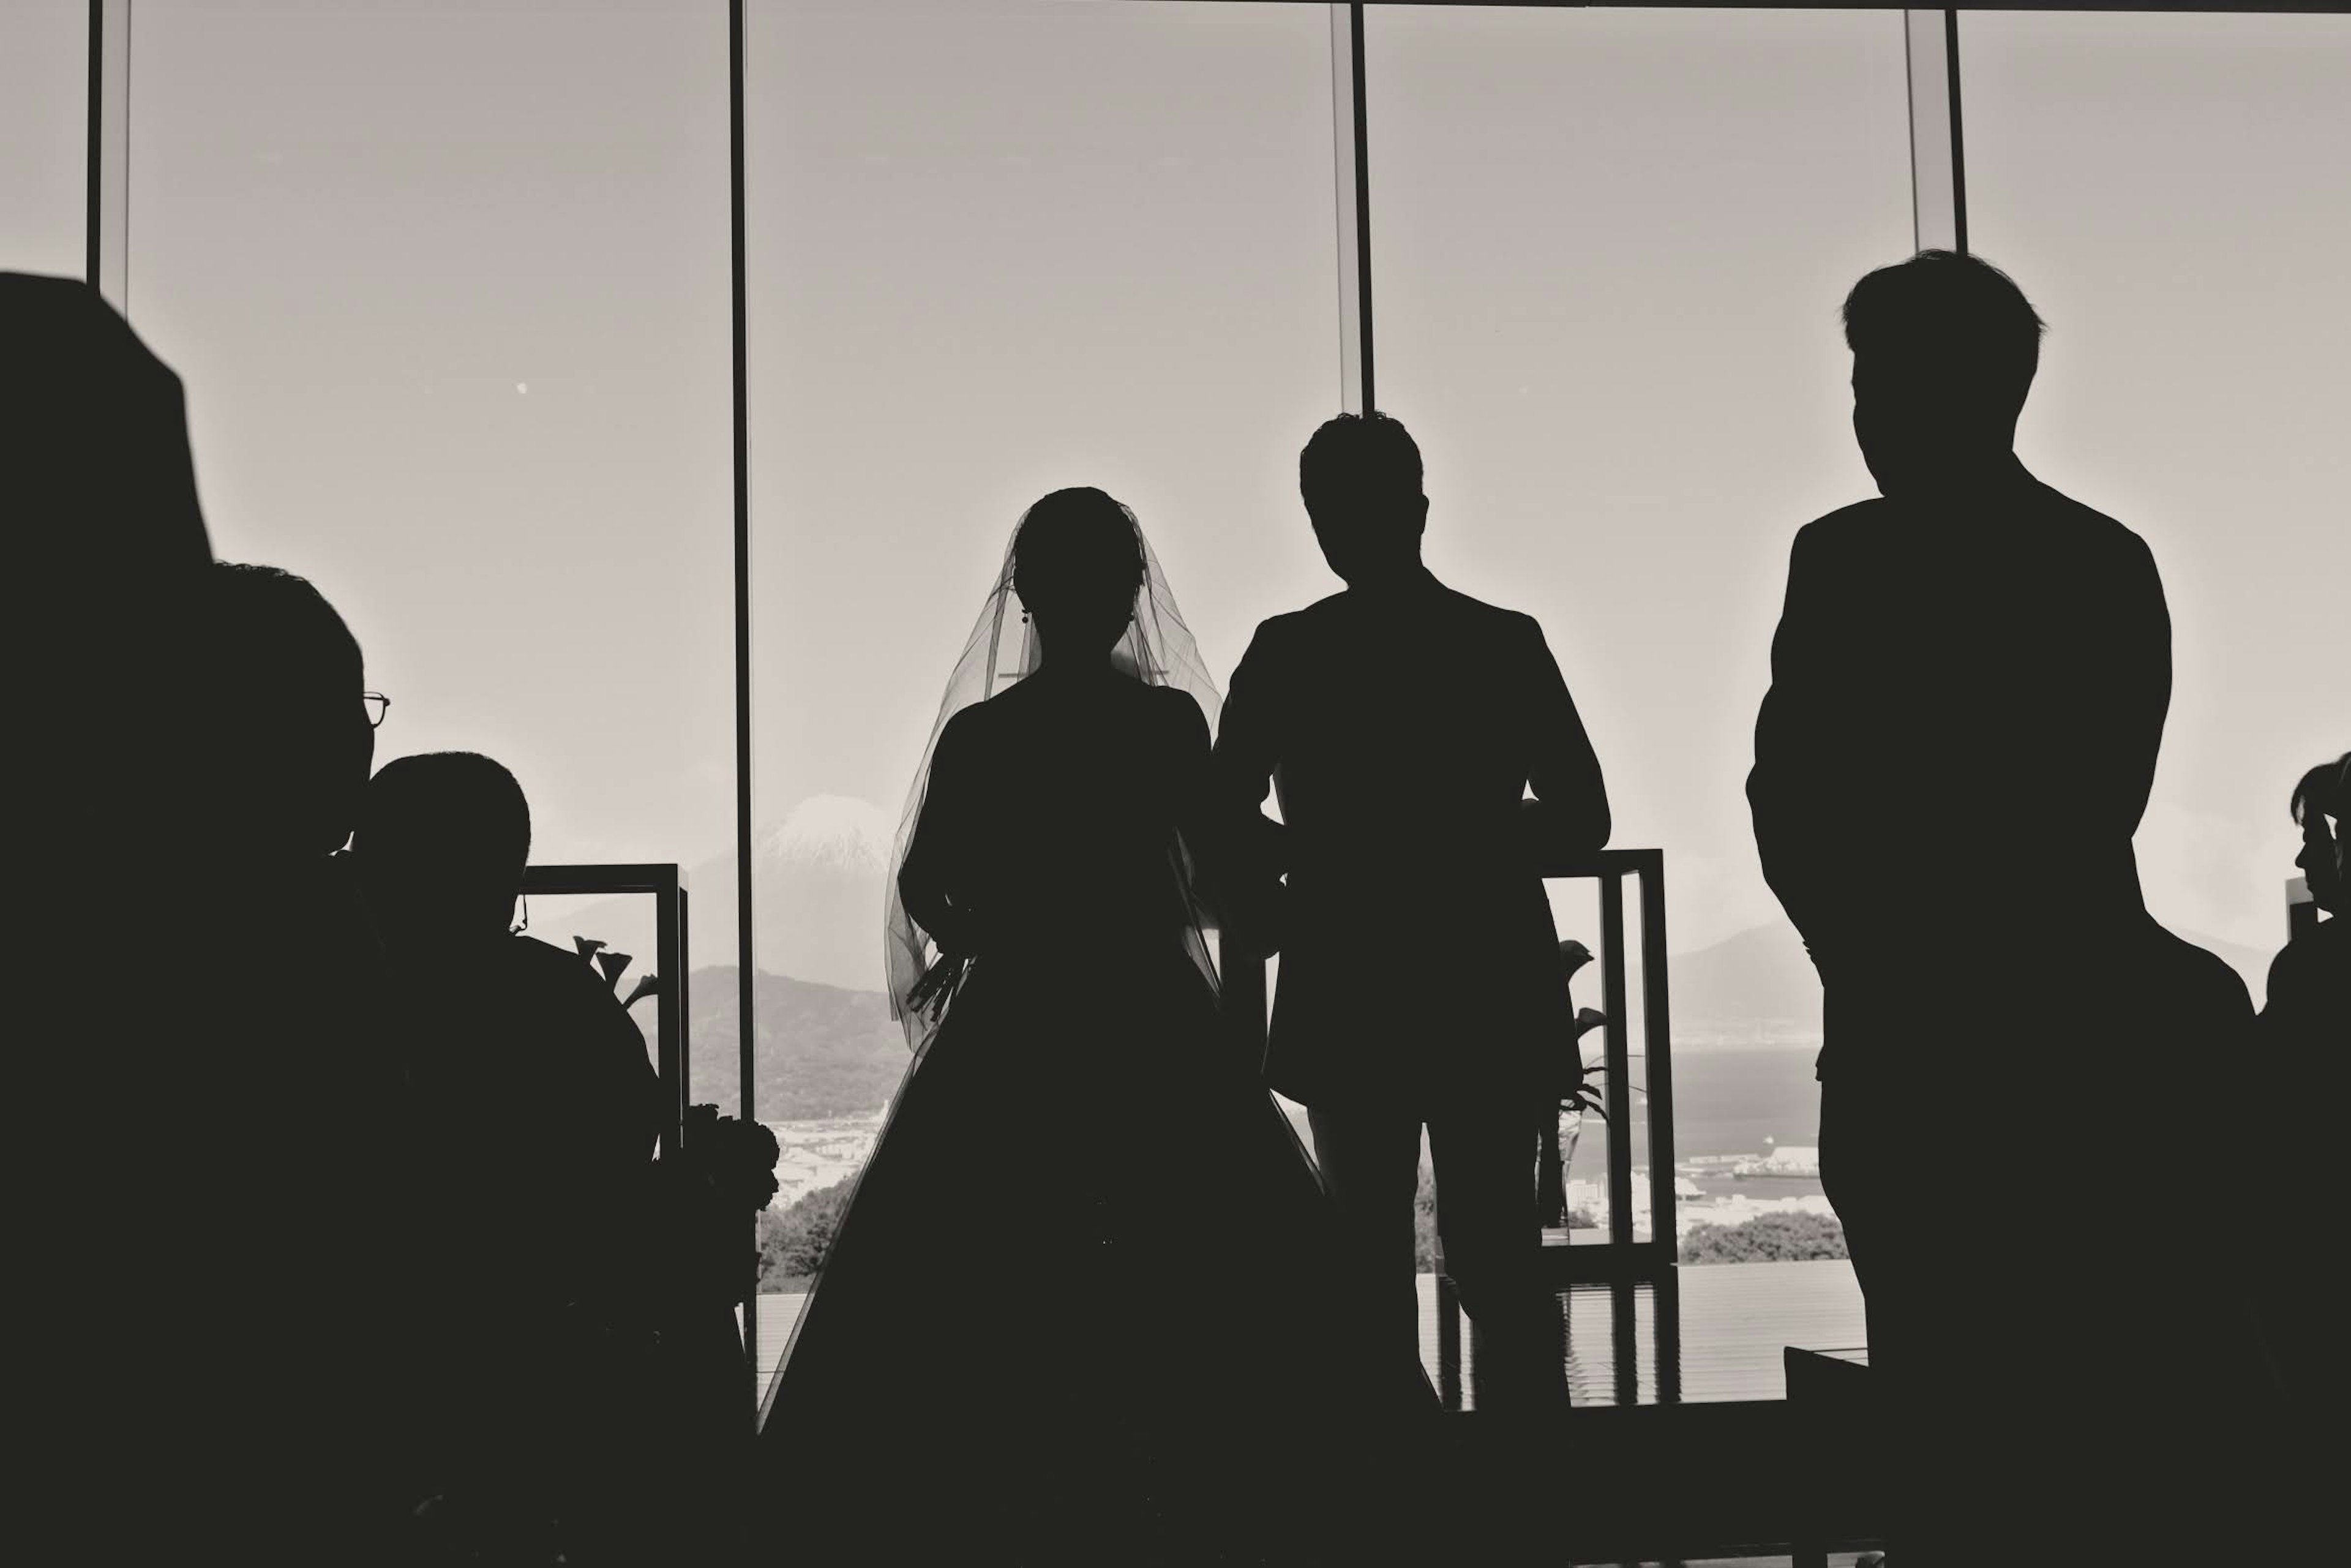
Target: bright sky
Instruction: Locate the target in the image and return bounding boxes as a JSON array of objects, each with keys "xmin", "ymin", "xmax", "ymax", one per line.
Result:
[{"xmin": 4, "ymin": 2, "xmax": 2343, "ymax": 975}]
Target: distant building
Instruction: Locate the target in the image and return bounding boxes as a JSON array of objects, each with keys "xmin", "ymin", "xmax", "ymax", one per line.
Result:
[{"xmin": 1733, "ymin": 1144, "xmax": 1820, "ymax": 1177}]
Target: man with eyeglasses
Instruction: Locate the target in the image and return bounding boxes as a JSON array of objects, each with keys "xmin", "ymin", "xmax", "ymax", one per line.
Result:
[{"xmin": 153, "ymin": 561, "xmax": 418, "ymax": 1561}]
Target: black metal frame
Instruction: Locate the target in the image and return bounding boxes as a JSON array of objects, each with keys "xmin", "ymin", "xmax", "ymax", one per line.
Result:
[
  {"xmin": 1940, "ymin": 9, "xmax": 1970, "ymax": 255},
  {"xmin": 1341, "ymin": 4, "xmax": 1374, "ymax": 410},
  {"xmin": 728, "ymin": 0, "xmax": 761, "ymax": 1401},
  {"xmin": 1422, "ymin": 850, "xmax": 1681, "ymax": 1406},
  {"xmin": 84, "ymin": 1, "xmax": 102, "ymax": 286},
  {"xmin": 520, "ymin": 863, "xmax": 691, "ymax": 1158}
]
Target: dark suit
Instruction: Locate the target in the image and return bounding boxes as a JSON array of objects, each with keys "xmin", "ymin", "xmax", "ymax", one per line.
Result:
[
  {"xmin": 1744, "ymin": 458, "xmax": 2275, "ymax": 1559},
  {"xmin": 1214, "ymin": 571, "xmax": 1608, "ymax": 1400}
]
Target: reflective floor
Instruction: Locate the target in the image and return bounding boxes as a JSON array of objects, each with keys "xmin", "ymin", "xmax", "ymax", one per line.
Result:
[
  {"xmin": 753, "ymin": 1257, "xmax": 1865, "ymax": 1413},
  {"xmin": 1427, "ymin": 1258, "xmax": 1867, "ymax": 1409}
]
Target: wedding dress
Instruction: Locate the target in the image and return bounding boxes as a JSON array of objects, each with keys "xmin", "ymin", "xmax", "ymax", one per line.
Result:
[{"xmin": 757, "ymin": 500, "xmax": 1428, "ymax": 1564}]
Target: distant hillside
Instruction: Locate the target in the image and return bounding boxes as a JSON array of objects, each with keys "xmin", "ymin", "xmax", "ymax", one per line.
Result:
[
  {"xmin": 688, "ymin": 966, "xmax": 909, "ymax": 1120},
  {"xmin": 1667, "ymin": 923, "xmax": 1823, "ymax": 1038},
  {"xmin": 1664, "ymin": 920, "xmax": 2277, "ymax": 1043},
  {"xmin": 567, "ymin": 794, "xmax": 893, "ymax": 992}
]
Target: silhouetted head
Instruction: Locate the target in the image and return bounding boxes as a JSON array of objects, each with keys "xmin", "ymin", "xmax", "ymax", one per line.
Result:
[
  {"xmin": 1842, "ymin": 250, "xmax": 2044, "ymax": 496},
  {"xmin": 1299, "ymin": 411, "xmax": 1429, "ymax": 587},
  {"xmin": 182, "ymin": 563, "xmax": 373, "ymax": 861},
  {"xmin": 357, "ymin": 752, "xmax": 532, "ymax": 947},
  {"xmin": 2290, "ymin": 752, "xmax": 2349, "ymax": 917},
  {"xmin": 2, "ymin": 271, "xmax": 210, "ymax": 572},
  {"xmin": 1011, "ymin": 487, "xmax": 1147, "ymax": 665}
]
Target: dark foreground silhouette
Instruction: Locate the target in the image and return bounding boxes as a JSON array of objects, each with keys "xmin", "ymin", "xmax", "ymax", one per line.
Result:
[
  {"xmin": 162, "ymin": 562, "xmax": 410, "ymax": 1558},
  {"xmin": 358, "ymin": 752, "xmax": 667, "ymax": 1558},
  {"xmin": 9, "ymin": 272, "xmax": 219, "ymax": 1561},
  {"xmin": 11, "ymin": 260, "xmax": 2324, "ymax": 1563},
  {"xmin": 2250, "ymin": 753, "xmax": 2348, "ymax": 1426},
  {"xmin": 1213, "ymin": 413, "xmax": 1611, "ymax": 1414},
  {"xmin": 1750, "ymin": 251, "xmax": 2280, "ymax": 1562}
]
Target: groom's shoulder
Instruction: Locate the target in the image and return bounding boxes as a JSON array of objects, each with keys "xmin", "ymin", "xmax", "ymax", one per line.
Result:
[
  {"xmin": 2028, "ymin": 482, "xmax": 2151, "ymax": 564},
  {"xmin": 1791, "ymin": 497, "xmax": 1892, "ymax": 555},
  {"xmin": 1277, "ymin": 590, "xmax": 1351, "ymax": 627},
  {"xmin": 1436, "ymin": 584, "xmax": 1547, "ymax": 649},
  {"xmin": 1243, "ymin": 593, "xmax": 1348, "ymax": 651}
]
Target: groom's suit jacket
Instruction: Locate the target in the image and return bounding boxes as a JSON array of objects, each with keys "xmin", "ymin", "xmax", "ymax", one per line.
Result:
[
  {"xmin": 1213, "ymin": 575, "xmax": 1610, "ymax": 1111},
  {"xmin": 1747, "ymin": 460, "xmax": 2171, "ymax": 1090}
]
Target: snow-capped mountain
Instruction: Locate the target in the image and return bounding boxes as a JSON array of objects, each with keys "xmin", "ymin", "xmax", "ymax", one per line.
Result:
[
  {"xmin": 561, "ymin": 793, "xmax": 896, "ymax": 992},
  {"xmin": 760, "ymin": 794, "xmax": 894, "ymax": 878},
  {"xmin": 738, "ymin": 795, "xmax": 896, "ymax": 990}
]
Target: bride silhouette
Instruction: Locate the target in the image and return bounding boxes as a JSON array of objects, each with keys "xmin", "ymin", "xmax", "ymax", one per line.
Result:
[{"xmin": 759, "ymin": 489, "xmax": 1428, "ymax": 1563}]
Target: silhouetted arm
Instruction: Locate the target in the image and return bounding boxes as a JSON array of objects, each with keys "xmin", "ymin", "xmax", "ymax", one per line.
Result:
[
  {"xmin": 1518, "ymin": 616, "xmax": 1611, "ymax": 861},
  {"xmin": 2082, "ymin": 531, "xmax": 2170, "ymax": 846},
  {"xmin": 1749, "ymin": 523, "xmax": 1840, "ymax": 962},
  {"xmin": 1212, "ymin": 621, "xmax": 1280, "ymax": 811},
  {"xmin": 898, "ymin": 709, "xmax": 983, "ymax": 956},
  {"xmin": 1160, "ymin": 686, "xmax": 1236, "ymax": 927},
  {"xmin": 1208, "ymin": 622, "xmax": 1289, "ymax": 955}
]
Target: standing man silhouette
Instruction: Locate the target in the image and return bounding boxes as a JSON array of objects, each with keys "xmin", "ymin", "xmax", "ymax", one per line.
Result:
[
  {"xmin": 1749, "ymin": 252, "xmax": 2257, "ymax": 1562},
  {"xmin": 1213, "ymin": 412, "xmax": 1610, "ymax": 1412}
]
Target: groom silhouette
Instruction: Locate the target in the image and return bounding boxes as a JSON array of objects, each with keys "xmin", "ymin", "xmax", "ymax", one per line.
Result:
[
  {"xmin": 1747, "ymin": 251, "xmax": 2267, "ymax": 1561},
  {"xmin": 1213, "ymin": 413, "xmax": 1610, "ymax": 1409}
]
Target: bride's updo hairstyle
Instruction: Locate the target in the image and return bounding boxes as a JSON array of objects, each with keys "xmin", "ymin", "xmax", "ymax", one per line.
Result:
[{"xmin": 1011, "ymin": 486, "xmax": 1148, "ymax": 661}]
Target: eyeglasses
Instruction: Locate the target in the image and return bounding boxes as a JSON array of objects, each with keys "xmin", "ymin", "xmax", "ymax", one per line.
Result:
[{"xmin": 362, "ymin": 692, "xmax": 391, "ymax": 729}]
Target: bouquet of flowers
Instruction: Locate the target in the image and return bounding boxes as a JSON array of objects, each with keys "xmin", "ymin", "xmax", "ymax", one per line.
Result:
[
  {"xmin": 658, "ymin": 1105, "xmax": 782, "ymax": 1310},
  {"xmin": 677, "ymin": 1103, "xmax": 783, "ymax": 1214},
  {"xmin": 904, "ymin": 948, "xmax": 969, "ymax": 1027}
]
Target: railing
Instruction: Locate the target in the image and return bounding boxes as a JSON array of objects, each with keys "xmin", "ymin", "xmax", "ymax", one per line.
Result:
[
  {"xmin": 522, "ymin": 861, "xmax": 773, "ymax": 1392},
  {"xmin": 520, "ymin": 862, "xmax": 691, "ymax": 1157},
  {"xmin": 1221, "ymin": 847, "xmax": 1679, "ymax": 1408},
  {"xmin": 1558, "ymin": 846, "xmax": 1677, "ymax": 1277}
]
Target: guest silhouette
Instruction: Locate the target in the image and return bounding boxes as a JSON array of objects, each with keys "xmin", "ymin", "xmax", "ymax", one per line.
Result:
[
  {"xmin": 2249, "ymin": 752, "xmax": 2347, "ymax": 1436},
  {"xmin": 3, "ymin": 271, "xmax": 211, "ymax": 573},
  {"xmin": 2262, "ymin": 752, "xmax": 2348, "ymax": 1053},
  {"xmin": 1749, "ymin": 252, "xmax": 2260, "ymax": 1562},
  {"xmin": 6, "ymin": 272, "xmax": 214, "ymax": 1560},
  {"xmin": 1213, "ymin": 412, "xmax": 1610, "ymax": 1412},
  {"xmin": 356, "ymin": 751, "xmax": 662, "ymax": 1559},
  {"xmin": 156, "ymin": 561, "xmax": 411, "ymax": 1560}
]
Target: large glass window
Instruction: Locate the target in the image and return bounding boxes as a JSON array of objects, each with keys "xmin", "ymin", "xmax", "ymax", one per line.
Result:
[
  {"xmin": 744, "ymin": 0, "xmax": 1344, "ymax": 1376},
  {"xmin": 122, "ymin": 0, "xmax": 736, "ymax": 1087},
  {"xmin": 1963, "ymin": 10, "xmax": 2351, "ymax": 992},
  {"xmin": 1367, "ymin": 6, "xmax": 1910, "ymax": 1302},
  {"xmin": 92, "ymin": 0, "xmax": 2334, "ymax": 1423},
  {"xmin": 1, "ymin": 0, "xmax": 87, "ymax": 277}
]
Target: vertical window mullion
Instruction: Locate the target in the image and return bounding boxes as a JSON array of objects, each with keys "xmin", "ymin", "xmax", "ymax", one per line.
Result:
[
  {"xmin": 89, "ymin": 0, "xmax": 130, "ymax": 309},
  {"xmin": 1330, "ymin": 2, "xmax": 1373, "ymax": 413},
  {"xmin": 1904, "ymin": 8, "xmax": 1967, "ymax": 254}
]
